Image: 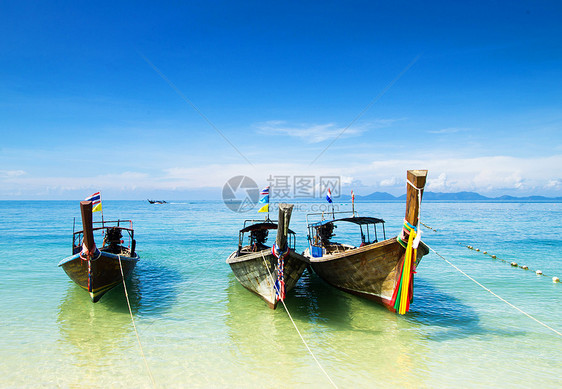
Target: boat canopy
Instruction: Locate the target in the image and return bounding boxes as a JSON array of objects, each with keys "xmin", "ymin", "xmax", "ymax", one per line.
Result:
[
  {"xmin": 309, "ymin": 216, "xmax": 385, "ymax": 228},
  {"xmin": 240, "ymin": 221, "xmax": 295, "ymax": 235},
  {"xmin": 238, "ymin": 219, "xmax": 297, "ymax": 250},
  {"xmin": 307, "ymin": 215, "xmax": 387, "ymax": 256}
]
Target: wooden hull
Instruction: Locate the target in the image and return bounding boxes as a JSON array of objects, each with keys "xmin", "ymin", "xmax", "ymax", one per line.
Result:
[
  {"xmin": 226, "ymin": 249, "xmax": 309, "ymax": 309},
  {"xmin": 306, "ymin": 237, "xmax": 428, "ymax": 311},
  {"xmin": 59, "ymin": 250, "xmax": 139, "ymax": 302}
]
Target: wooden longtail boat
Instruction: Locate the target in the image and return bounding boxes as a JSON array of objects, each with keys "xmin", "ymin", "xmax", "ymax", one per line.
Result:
[
  {"xmin": 58, "ymin": 201, "xmax": 139, "ymax": 302},
  {"xmin": 303, "ymin": 170, "xmax": 429, "ymax": 314},
  {"xmin": 226, "ymin": 203, "xmax": 309, "ymax": 309},
  {"xmin": 147, "ymin": 199, "xmax": 167, "ymax": 204}
]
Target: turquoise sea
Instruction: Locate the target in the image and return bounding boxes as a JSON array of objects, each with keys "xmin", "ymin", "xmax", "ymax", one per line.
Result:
[{"xmin": 1, "ymin": 200, "xmax": 561, "ymax": 388}]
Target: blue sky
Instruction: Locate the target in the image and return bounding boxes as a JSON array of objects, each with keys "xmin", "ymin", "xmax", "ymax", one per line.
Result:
[{"xmin": 1, "ymin": 1, "xmax": 561, "ymax": 199}]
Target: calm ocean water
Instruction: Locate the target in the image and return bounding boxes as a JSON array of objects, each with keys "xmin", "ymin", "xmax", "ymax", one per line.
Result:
[{"xmin": 0, "ymin": 200, "xmax": 561, "ymax": 388}]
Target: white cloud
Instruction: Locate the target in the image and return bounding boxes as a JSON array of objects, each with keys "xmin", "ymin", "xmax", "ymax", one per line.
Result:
[
  {"xmin": 160, "ymin": 154, "xmax": 562, "ymax": 196},
  {"xmin": 546, "ymin": 179, "xmax": 562, "ymax": 190},
  {"xmin": 427, "ymin": 127, "xmax": 467, "ymax": 134},
  {"xmin": 426, "ymin": 172, "xmax": 449, "ymax": 191},
  {"xmin": 162, "ymin": 163, "xmax": 355, "ymax": 189},
  {"xmin": 0, "ymin": 171, "xmax": 149, "ymax": 196},
  {"xmin": 360, "ymin": 155, "xmax": 562, "ymax": 195},
  {"xmin": 254, "ymin": 119, "xmax": 397, "ymax": 144},
  {"xmin": 0, "ymin": 170, "xmax": 26, "ymax": 178},
  {"xmin": 255, "ymin": 121, "xmax": 363, "ymax": 143},
  {"xmin": 380, "ymin": 177, "xmax": 398, "ymax": 187},
  {"xmin": 2, "ymin": 154, "xmax": 562, "ymax": 198}
]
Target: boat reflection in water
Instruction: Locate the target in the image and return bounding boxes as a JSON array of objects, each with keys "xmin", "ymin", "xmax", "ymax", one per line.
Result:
[{"xmin": 56, "ymin": 283, "xmax": 139, "ymax": 385}]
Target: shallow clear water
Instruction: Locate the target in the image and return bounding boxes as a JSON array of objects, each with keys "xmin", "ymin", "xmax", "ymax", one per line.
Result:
[{"xmin": 0, "ymin": 201, "xmax": 560, "ymax": 387}]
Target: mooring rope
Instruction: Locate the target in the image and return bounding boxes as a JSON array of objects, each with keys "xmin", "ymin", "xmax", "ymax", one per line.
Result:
[
  {"xmin": 260, "ymin": 251, "xmax": 338, "ymax": 389},
  {"xmin": 118, "ymin": 255, "xmax": 157, "ymax": 387},
  {"xmin": 426, "ymin": 245, "xmax": 562, "ymax": 337}
]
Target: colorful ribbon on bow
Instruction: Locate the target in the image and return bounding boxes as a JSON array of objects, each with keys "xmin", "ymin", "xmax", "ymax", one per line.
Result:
[
  {"xmin": 272, "ymin": 243, "xmax": 289, "ymax": 301},
  {"xmin": 391, "ymin": 221, "xmax": 418, "ymax": 314}
]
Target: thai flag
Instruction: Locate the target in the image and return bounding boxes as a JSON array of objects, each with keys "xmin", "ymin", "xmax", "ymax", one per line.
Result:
[
  {"xmin": 326, "ymin": 188, "xmax": 333, "ymax": 203},
  {"xmin": 260, "ymin": 186, "xmax": 270, "ymax": 196},
  {"xmin": 85, "ymin": 192, "xmax": 101, "ymax": 206}
]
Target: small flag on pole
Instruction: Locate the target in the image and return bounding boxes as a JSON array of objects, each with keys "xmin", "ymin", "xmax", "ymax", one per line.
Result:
[
  {"xmin": 85, "ymin": 192, "xmax": 102, "ymax": 212},
  {"xmin": 258, "ymin": 186, "xmax": 270, "ymax": 213},
  {"xmin": 326, "ymin": 188, "xmax": 333, "ymax": 203}
]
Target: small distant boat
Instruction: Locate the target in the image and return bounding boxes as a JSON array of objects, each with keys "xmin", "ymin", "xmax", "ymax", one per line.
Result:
[
  {"xmin": 303, "ymin": 170, "xmax": 429, "ymax": 314},
  {"xmin": 148, "ymin": 199, "xmax": 167, "ymax": 204},
  {"xmin": 58, "ymin": 201, "xmax": 140, "ymax": 302},
  {"xmin": 226, "ymin": 203, "xmax": 309, "ymax": 309}
]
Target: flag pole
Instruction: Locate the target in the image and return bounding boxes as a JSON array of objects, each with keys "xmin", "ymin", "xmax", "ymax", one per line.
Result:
[
  {"xmin": 100, "ymin": 191, "xmax": 104, "ymax": 228},
  {"xmin": 258, "ymin": 186, "xmax": 270, "ymax": 219},
  {"xmin": 326, "ymin": 188, "xmax": 335, "ymax": 220},
  {"xmin": 266, "ymin": 186, "xmax": 270, "ymax": 220}
]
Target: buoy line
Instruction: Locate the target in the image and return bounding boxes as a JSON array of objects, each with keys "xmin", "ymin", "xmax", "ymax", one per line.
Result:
[
  {"xmin": 463, "ymin": 244, "xmax": 560, "ymax": 283},
  {"xmin": 426, "ymin": 246, "xmax": 562, "ymax": 337},
  {"xmin": 118, "ymin": 256, "xmax": 157, "ymax": 387},
  {"xmin": 419, "ymin": 221, "xmax": 560, "ymax": 283},
  {"xmin": 420, "ymin": 222, "xmax": 437, "ymax": 232},
  {"xmin": 260, "ymin": 252, "xmax": 338, "ymax": 389}
]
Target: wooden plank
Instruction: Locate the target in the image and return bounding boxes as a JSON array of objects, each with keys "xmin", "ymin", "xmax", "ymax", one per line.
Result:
[
  {"xmin": 80, "ymin": 201, "xmax": 95, "ymax": 254},
  {"xmin": 405, "ymin": 169, "xmax": 428, "ymax": 227}
]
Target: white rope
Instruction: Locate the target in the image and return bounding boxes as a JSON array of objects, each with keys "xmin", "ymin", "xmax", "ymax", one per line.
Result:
[
  {"xmin": 406, "ymin": 178, "xmax": 422, "ymax": 191},
  {"xmin": 427, "ymin": 245, "xmax": 562, "ymax": 337},
  {"xmin": 260, "ymin": 252, "xmax": 338, "ymax": 388},
  {"xmin": 118, "ymin": 255, "xmax": 157, "ymax": 387}
]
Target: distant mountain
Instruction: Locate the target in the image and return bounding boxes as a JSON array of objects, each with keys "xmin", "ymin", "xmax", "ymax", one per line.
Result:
[
  {"xmin": 416, "ymin": 191, "xmax": 490, "ymax": 201},
  {"xmin": 493, "ymin": 195, "xmax": 559, "ymax": 201},
  {"xmin": 338, "ymin": 191, "xmax": 562, "ymax": 202},
  {"xmin": 357, "ymin": 191, "xmax": 398, "ymax": 200}
]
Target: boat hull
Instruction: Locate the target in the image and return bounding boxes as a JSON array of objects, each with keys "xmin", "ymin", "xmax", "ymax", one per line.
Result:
[
  {"xmin": 59, "ymin": 250, "xmax": 139, "ymax": 302},
  {"xmin": 306, "ymin": 237, "xmax": 428, "ymax": 311},
  {"xmin": 226, "ymin": 249, "xmax": 309, "ymax": 309}
]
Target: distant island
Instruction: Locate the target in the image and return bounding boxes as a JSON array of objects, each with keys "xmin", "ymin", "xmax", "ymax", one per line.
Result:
[{"xmin": 337, "ymin": 191, "xmax": 562, "ymax": 202}]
